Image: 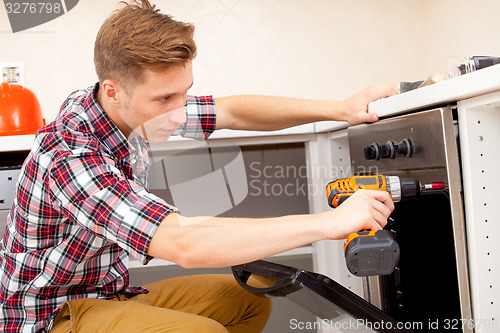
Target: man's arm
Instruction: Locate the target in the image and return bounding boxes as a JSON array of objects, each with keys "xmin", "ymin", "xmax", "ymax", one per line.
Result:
[
  {"xmin": 148, "ymin": 189, "xmax": 394, "ymax": 268},
  {"xmin": 214, "ymin": 83, "xmax": 398, "ymax": 131},
  {"xmin": 147, "ymin": 84, "xmax": 397, "ymax": 268}
]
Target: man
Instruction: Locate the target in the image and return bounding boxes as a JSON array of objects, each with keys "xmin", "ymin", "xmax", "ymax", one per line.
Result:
[{"xmin": 0, "ymin": 1, "xmax": 397, "ymax": 332}]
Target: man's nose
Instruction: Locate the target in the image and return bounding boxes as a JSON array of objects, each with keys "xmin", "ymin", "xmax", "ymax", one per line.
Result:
[{"xmin": 170, "ymin": 106, "xmax": 187, "ymax": 125}]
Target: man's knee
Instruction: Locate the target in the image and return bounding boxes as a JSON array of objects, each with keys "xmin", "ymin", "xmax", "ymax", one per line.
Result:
[
  {"xmin": 245, "ymin": 276, "xmax": 273, "ymax": 318},
  {"xmin": 253, "ymin": 294, "xmax": 273, "ymax": 319}
]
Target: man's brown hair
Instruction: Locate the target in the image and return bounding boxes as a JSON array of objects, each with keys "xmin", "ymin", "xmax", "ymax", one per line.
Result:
[{"xmin": 94, "ymin": 0, "xmax": 196, "ymax": 90}]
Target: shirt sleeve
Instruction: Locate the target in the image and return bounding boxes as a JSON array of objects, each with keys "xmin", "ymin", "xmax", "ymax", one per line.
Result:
[
  {"xmin": 174, "ymin": 95, "xmax": 216, "ymax": 140},
  {"xmin": 47, "ymin": 150, "xmax": 177, "ymax": 264}
]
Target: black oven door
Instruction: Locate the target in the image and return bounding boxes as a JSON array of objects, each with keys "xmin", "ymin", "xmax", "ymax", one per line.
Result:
[{"xmin": 232, "ymin": 260, "xmax": 415, "ymax": 333}]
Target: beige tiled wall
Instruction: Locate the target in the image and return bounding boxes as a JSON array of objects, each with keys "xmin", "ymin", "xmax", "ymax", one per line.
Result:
[{"xmin": 1, "ymin": 0, "xmax": 499, "ymax": 123}]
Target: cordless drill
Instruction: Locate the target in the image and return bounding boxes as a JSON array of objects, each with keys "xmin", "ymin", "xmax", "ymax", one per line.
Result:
[{"xmin": 326, "ymin": 175, "xmax": 446, "ymax": 276}]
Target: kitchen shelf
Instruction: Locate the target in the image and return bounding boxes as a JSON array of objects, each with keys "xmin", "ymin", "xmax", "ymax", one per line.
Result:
[{"xmin": 207, "ymin": 123, "xmax": 315, "ymax": 139}]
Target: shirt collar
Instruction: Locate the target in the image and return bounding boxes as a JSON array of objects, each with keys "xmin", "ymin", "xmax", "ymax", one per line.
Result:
[{"xmin": 83, "ymin": 83, "xmax": 148, "ymax": 161}]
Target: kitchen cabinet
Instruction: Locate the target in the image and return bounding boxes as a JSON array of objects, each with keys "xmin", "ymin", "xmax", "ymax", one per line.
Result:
[{"xmin": 457, "ymin": 91, "xmax": 500, "ymax": 330}]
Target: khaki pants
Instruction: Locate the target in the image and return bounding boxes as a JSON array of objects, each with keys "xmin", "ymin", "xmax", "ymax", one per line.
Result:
[{"xmin": 50, "ymin": 274, "xmax": 272, "ymax": 333}]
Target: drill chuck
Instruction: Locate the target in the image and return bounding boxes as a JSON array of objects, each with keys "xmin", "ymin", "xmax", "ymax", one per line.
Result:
[
  {"xmin": 386, "ymin": 176, "xmax": 402, "ymax": 201},
  {"xmin": 387, "ymin": 177, "xmax": 445, "ymax": 201}
]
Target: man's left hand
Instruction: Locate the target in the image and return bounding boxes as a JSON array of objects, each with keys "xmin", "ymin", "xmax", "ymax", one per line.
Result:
[{"xmin": 341, "ymin": 83, "xmax": 399, "ymax": 125}]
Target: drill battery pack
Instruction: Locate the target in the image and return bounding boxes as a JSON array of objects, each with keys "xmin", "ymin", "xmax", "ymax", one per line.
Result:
[{"xmin": 343, "ymin": 230, "xmax": 400, "ymax": 276}]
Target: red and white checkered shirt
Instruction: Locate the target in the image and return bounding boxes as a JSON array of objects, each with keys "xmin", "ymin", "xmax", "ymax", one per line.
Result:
[{"xmin": 0, "ymin": 84, "xmax": 216, "ymax": 332}]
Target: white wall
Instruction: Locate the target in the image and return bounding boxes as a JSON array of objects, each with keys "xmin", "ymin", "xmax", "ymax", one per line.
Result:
[{"xmin": 1, "ymin": 0, "xmax": 499, "ymax": 123}]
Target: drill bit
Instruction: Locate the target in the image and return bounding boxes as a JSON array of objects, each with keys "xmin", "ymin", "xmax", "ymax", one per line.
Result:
[{"xmin": 421, "ymin": 182, "xmax": 447, "ymax": 191}]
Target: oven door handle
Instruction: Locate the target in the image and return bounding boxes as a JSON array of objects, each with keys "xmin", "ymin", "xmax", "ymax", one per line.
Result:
[{"xmin": 231, "ymin": 260, "xmax": 303, "ymax": 297}]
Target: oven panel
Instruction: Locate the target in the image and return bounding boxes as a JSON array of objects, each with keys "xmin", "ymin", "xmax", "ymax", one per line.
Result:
[{"xmin": 348, "ymin": 108, "xmax": 447, "ymax": 173}]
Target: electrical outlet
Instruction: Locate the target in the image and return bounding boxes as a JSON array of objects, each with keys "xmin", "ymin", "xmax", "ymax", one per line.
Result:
[{"xmin": 1, "ymin": 62, "xmax": 24, "ymax": 85}]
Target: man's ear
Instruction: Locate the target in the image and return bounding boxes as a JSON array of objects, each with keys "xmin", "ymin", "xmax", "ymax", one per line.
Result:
[{"xmin": 100, "ymin": 79, "xmax": 123, "ymax": 106}]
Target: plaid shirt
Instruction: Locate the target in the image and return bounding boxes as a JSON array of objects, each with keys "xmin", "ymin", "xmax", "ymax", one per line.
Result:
[{"xmin": 0, "ymin": 84, "xmax": 216, "ymax": 333}]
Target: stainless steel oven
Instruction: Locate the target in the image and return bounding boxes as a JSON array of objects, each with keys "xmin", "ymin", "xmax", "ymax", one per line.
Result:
[
  {"xmin": 232, "ymin": 107, "xmax": 472, "ymax": 333},
  {"xmin": 347, "ymin": 106, "xmax": 471, "ymax": 332}
]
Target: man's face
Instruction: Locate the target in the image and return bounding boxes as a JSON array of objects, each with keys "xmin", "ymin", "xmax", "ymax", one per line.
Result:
[{"xmin": 119, "ymin": 62, "xmax": 193, "ymax": 143}]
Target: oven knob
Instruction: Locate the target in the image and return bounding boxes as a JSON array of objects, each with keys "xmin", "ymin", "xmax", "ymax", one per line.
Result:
[
  {"xmin": 381, "ymin": 141, "xmax": 396, "ymax": 159},
  {"xmin": 395, "ymin": 139, "xmax": 413, "ymax": 157},
  {"xmin": 364, "ymin": 143, "xmax": 380, "ymax": 160}
]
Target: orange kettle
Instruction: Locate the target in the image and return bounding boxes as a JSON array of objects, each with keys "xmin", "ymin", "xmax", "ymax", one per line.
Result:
[{"xmin": 0, "ymin": 82, "xmax": 45, "ymax": 136}]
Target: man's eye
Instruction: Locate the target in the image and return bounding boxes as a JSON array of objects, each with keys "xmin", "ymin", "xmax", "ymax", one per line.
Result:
[{"xmin": 161, "ymin": 96, "xmax": 171, "ymax": 102}]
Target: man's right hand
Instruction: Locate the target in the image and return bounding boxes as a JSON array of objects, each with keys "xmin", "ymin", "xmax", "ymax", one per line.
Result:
[{"xmin": 319, "ymin": 189, "xmax": 395, "ymax": 240}]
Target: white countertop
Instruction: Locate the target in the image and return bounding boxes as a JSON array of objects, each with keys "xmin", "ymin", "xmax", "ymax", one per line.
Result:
[
  {"xmin": 3, "ymin": 64, "xmax": 500, "ymax": 152},
  {"xmin": 316, "ymin": 64, "xmax": 500, "ymax": 133},
  {"xmin": 0, "ymin": 134, "xmax": 36, "ymax": 153}
]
